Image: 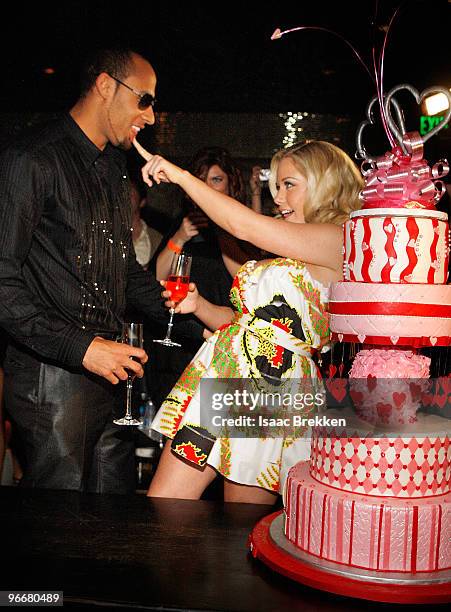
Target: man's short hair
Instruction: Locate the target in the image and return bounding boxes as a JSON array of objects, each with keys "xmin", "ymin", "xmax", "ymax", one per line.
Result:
[{"xmin": 78, "ymin": 47, "xmax": 138, "ymax": 98}]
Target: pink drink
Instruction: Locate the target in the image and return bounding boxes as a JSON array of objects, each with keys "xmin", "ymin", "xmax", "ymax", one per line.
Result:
[{"xmin": 166, "ymin": 275, "xmax": 189, "ymax": 304}]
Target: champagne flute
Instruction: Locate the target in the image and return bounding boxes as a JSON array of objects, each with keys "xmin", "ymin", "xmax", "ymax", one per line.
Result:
[
  {"xmin": 113, "ymin": 322, "xmax": 144, "ymax": 426},
  {"xmin": 154, "ymin": 252, "xmax": 192, "ymax": 348}
]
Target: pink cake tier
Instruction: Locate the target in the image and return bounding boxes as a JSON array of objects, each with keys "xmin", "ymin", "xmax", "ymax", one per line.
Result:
[
  {"xmin": 309, "ymin": 418, "xmax": 451, "ymax": 498},
  {"xmin": 284, "ymin": 461, "xmax": 451, "ymax": 572},
  {"xmin": 343, "ymin": 208, "xmax": 449, "ymax": 284},
  {"xmin": 349, "ymin": 347, "xmax": 430, "ymax": 378},
  {"xmin": 329, "ymin": 281, "xmax": 451, "ymax": 347},
  {"xmin": 348, "ymin": 348, "xmax": 430, "ymax": 426}
]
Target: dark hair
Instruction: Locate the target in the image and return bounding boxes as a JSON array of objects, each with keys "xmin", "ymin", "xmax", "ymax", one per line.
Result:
[
  {"xmin": 190, "ymin": 146, "xmax": 245, "ymax": 202},
  {"xmin": 78, "ymin": 47, "xmax": 139, "ymax": 98}
]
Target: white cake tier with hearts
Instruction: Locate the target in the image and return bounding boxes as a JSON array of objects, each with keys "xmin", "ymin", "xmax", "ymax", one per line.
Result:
[
  {"xmin": 329, "ymin": 281, "xmax": 451, "ymax": 347},
  {"xmin": 343, "ymin": 208, "xmax": 450, "ymax": 284},
  {"xmin": 284, "ymin": 461, "xmax": 450, "ymax": 573}
]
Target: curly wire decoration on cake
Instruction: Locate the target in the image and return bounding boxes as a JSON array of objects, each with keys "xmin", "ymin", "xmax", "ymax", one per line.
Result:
[
  {"xmin": 270, "ymin": 1, "xmax": 397, "ymax": 146},
  {"xmin": 270, "ymin": 3, "xmax": 451, "ymax": 208}
]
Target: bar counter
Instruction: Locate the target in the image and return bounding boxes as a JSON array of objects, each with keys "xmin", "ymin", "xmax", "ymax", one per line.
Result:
[{"xmin": 1, "ymin": 486, "xmax": 445, "ymax": 610}]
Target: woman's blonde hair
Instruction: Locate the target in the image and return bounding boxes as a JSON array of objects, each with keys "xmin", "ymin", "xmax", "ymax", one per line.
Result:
[{"xmin": 268, "ymin": 141, "xmax": 364, "ymax": 225}]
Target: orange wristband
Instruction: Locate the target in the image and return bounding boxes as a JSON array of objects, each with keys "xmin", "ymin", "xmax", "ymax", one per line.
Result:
[{"xmin": 167, "ymin": 239, "xmax": 182, "ymax": 254}]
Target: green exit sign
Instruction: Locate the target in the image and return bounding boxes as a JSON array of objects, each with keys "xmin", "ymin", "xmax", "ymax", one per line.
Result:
[{"xmin": 420, "ymin": 115, "xmax": 448, "ymax": 136}]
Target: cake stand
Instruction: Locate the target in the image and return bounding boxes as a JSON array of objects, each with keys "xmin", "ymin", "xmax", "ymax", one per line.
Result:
[{"xmin": 248, "ymin": 511, "xmax": 451, "ymax": 604}]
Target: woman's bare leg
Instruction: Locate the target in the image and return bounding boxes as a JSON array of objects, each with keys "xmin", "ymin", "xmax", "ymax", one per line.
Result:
[
  {"xmin": 223, "ymin": 479, "xmax": 278, "ymax": 504},
  {"xmin": 147, "ymin": 439, "xmax": 217, "ymax": 499}
]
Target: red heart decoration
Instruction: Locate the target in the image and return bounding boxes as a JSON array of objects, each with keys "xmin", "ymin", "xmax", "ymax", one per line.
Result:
[
  {"xmin": 409, "ymin": 382, "xmax": 422, "ymax": 401},
  {"xmin": 328, "ymin": 364, "xmax": 338, "ymax": 379},
  {"xmin": 350, "ymin": 389, "xmax": 364, "ymax": 405},
  {"xmin": 393, "ymin": 392, "xmax": 406, "ymax": 409},
  {"xmin": 326, "ymin": 378, "xmax": 347, "ymax": 403},
  {"xmin": 377, "ymin": 403, "xmax": 392, "ymax": 418},
  {"xmin": 421, "ymin": 392, "xmax": 433, "ymax": 406},
  {"xmin": 367, "ymin": 374, "xmax": 377, "ymax": 392},
  {"xmin": 433, "ymin": 393, "xmax": 447, "ymax": 409},
  {"xmin": 438, "ymin": 376, "xmax": 451, "ymax": 395},
  {"xmin": 338, "ymin": 363, "xmax": 345, "ymax": 378}
]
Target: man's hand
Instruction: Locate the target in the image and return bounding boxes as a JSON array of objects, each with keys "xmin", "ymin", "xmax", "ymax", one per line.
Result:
[{"xmin": 82, "ymin": 337, "xmax": 148, "ymax": 385}]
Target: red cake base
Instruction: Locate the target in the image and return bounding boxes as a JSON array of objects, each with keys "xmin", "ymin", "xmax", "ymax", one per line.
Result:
[{"xmin": 248, "ymin": 511, "xmax": 451, "ymax": 604}]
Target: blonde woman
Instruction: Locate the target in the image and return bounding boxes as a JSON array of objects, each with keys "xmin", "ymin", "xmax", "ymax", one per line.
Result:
[{"xmin": 141, "ymin": 141, "xmax": 364, "ymax": 504}]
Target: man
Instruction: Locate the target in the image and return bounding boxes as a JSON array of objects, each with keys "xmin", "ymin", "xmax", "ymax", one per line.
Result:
[{"xmin": 0, "ymin": 48, "xmax": 168, "ymax": 494}]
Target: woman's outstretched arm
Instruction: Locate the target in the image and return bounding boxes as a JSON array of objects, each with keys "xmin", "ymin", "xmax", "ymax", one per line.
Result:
[{"xmin": 140, "ymin": 154, "xmax": 342, "ymax": 271}]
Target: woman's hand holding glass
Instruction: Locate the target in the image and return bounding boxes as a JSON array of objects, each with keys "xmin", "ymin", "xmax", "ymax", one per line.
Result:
[
  {"xmin": 153, "ymin": 252, "xmax": 192, "ymax": 348},
  {"xmin": 161, "ymin": 280, "xmax": 200, "ymax": 314}
]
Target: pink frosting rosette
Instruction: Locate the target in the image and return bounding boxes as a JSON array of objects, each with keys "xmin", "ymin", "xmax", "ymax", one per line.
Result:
[{"xmin": 349, "ymin": 348, "xmax": 431, "ymax": 427}]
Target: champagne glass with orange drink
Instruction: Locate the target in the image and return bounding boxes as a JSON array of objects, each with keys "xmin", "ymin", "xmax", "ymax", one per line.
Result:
[{"xmin": 154, "ymin": 252, "xmax": 192, "ymax": 348}]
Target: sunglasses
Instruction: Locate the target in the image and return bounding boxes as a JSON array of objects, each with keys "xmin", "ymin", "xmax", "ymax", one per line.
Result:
[{"xmin": 108, "ymin": 74, "xmax": 156, "ymax": 110}]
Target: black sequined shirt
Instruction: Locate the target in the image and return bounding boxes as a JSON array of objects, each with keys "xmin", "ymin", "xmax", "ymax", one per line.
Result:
[{"xmin": 0, "ymin": 113, "xmax": 166, "ymax": 367}]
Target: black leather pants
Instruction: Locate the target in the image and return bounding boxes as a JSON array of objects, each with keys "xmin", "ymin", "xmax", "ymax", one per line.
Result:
[{"xmin": 3, "ymin": 344, "xmax": 135, "ymax": 494}]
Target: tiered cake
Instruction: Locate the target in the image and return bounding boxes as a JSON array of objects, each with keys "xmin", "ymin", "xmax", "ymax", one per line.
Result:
[
  {"xmin": 283, "ymin": 130, "xmax": 451, "ymax": 577},
  {"xmin": 329, "ymin": 134, "xmax": 451, "ymax": 347},
  {"xmin": 284, "ymin": 416, "xmax": 450, "ymax": 572}
]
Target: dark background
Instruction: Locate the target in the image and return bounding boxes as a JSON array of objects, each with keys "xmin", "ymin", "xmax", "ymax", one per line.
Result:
[{"xmin": 1, "ymin": 0, "xmax": 450, "ymax": 115}]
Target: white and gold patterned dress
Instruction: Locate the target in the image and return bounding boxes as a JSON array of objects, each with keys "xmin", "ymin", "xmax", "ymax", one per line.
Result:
[{"xmin": 151, "ymin": 258, "xmax": 330, "ymax": 492}]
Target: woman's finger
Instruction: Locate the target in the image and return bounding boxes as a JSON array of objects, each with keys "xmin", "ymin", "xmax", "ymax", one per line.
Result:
[
  {"xmin": 141, "ymin": 158, "xmax": 160, "ymax": 184},
  {"xmin": 132, "ymin": 138, "xmax": 153, "ymax": 161},
  {"xmin": 141, "ymin": 163, "xmax": 153, "ymax": 187}
]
